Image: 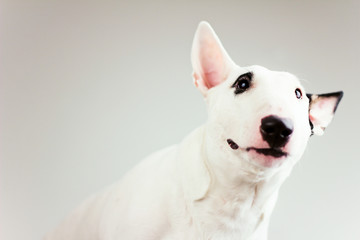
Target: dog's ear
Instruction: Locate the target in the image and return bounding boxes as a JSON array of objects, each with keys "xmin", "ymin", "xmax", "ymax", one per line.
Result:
[
  {"xmin": 191, "ymin": 21, "xmax": 235, "ymax": 96},
  {"xmin": 307, "ymin": 91, "xmax": 343, "ymax": 136}
]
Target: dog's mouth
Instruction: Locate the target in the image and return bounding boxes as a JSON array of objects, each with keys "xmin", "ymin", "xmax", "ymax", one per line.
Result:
[
  {"xmin": 246, "ymin": 147, "xmax": 288, "ymax": 158},
  {"xmin": 226, "ymin": 139, "xmax": 288, "ymax": 158}
]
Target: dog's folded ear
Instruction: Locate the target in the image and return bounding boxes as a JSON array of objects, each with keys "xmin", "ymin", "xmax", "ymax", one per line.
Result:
[
  {"xmin": 307, "ymin": 92, "xmax": 343, "ymax": 136},
  {"xmin": 191, "ymin": 21, "xmax": 236, "ymax": 96}
]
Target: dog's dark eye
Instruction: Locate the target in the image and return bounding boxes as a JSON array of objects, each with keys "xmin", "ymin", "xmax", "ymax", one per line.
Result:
[
  {"xmin": 295, "ymin": 88, "xmax": 302, "ymax": 99},
  {"xmin": 232, "ymin": 72, "xmax": 252, "ymax": 94}
]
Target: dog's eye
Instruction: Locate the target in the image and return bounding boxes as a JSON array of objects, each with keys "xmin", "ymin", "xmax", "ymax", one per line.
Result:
[
  {"xmin": 295, "ymin": 88, "xmax": 302, "ymax": 99},
  {"xmin": 232, "ymin": 72, "xmax": 252, "ymax": 94}
]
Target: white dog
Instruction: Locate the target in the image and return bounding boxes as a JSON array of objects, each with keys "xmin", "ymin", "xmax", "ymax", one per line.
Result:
[{"xmin": 45, "ymin": 22, "xmax": 343, "ymax": 240}]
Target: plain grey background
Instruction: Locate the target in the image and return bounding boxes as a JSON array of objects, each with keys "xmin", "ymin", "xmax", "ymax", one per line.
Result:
[{"xmin": 1, "ymin": 0, "xmax": 359, "ymax": 239}]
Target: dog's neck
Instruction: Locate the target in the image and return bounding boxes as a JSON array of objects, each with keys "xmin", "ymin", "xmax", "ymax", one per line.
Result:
[
  {"xmin": 186, "ymin": 125, "xmax": 294, "ymax": 239},
  {"xmin": 201, "ymin": 177, "xmax": 285, "ymax": 240}
]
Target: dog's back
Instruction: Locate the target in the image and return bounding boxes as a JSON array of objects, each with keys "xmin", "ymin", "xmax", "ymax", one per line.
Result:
[{"xmin": 45, "ymin": 144, "xmax": 182, "ymax": 240}]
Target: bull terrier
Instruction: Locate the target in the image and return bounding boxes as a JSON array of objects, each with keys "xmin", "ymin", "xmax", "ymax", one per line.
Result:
[{"xmin": 45, "ymin": 21, "xmax": 343, "ymax": 240}]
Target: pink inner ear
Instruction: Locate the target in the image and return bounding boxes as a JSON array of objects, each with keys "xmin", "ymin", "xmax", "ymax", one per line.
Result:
[
  {"xmin": 202, "ymin": 68, "xmax": 222, "ymax": 88},
  {"xmin": 312, "ymin": 97, "xmax": 338, "ymax": 114},
  {"xmin": 309, "ymin": 114, "xmax": 316, "ymax": 122},
  {"xmin": 309, "ymin": 96, "xmax": 339, "ymax": 129},
  {"xmin": 199, "ymin": 42, "xmax": 225, "ymax": 89}
]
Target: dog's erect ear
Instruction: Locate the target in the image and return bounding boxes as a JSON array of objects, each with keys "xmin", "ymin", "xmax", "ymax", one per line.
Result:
[
  {"xmin": 191, "ymin": 21, "xmax": 235, "ymax": 96},
  {"xmin": 307, "ymin": 91, "xmax": 343, "ymax": 136}
]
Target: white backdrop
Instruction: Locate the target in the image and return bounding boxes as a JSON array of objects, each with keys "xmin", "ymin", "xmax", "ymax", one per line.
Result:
[{"xmin": 1, "ymin": 0, "xmax": 359, "ymax": 239}]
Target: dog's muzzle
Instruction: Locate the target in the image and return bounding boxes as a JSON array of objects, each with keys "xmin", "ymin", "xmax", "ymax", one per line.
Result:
[{"xmin": 226, "ymin": 115, "xmax": 293, "ymax": 158}]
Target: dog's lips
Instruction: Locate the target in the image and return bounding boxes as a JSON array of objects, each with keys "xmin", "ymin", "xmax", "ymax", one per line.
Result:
[
  {"xmin": 227, "ymin": 139, "xmax": 288, "ymax": 158},
  {"xmin": 246, "ymin": 147, "xmax": 288, "ymax": 158}
]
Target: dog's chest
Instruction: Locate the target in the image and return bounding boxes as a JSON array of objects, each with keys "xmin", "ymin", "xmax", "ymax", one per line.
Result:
[{"xmin": 191, "ymin": 194, "xmax": 267, "ymax": 240}]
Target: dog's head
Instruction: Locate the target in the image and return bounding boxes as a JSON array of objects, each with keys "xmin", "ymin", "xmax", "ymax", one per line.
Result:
[{"xmin": 191, "ymin": 22, "xmax": 343, "ymax": 172}]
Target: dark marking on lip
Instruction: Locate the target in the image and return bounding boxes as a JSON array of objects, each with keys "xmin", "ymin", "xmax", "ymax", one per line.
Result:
[
  {"xmin": 227, "ymin": 139, "xmax": 239, "ymax": 150},
  {"xmin": 246, "ymin": 147, "xmax": 287, "ymax": 158}
]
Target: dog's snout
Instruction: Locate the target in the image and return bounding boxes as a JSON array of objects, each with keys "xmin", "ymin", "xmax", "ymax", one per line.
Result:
[{"xmin": 260, "ymin": 115, "xmax": 294, "ymax": 148}]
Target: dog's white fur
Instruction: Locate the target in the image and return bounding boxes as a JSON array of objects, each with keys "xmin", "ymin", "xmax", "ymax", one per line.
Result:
[{"xmin": 45, "ymin": 22, "xmax": 342, "ymax": 240}]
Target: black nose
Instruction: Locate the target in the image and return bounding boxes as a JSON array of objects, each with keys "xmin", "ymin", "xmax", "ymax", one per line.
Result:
[{"xmin": 260, "ymin": 115, "xmax": 294, "ymax": 148}]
